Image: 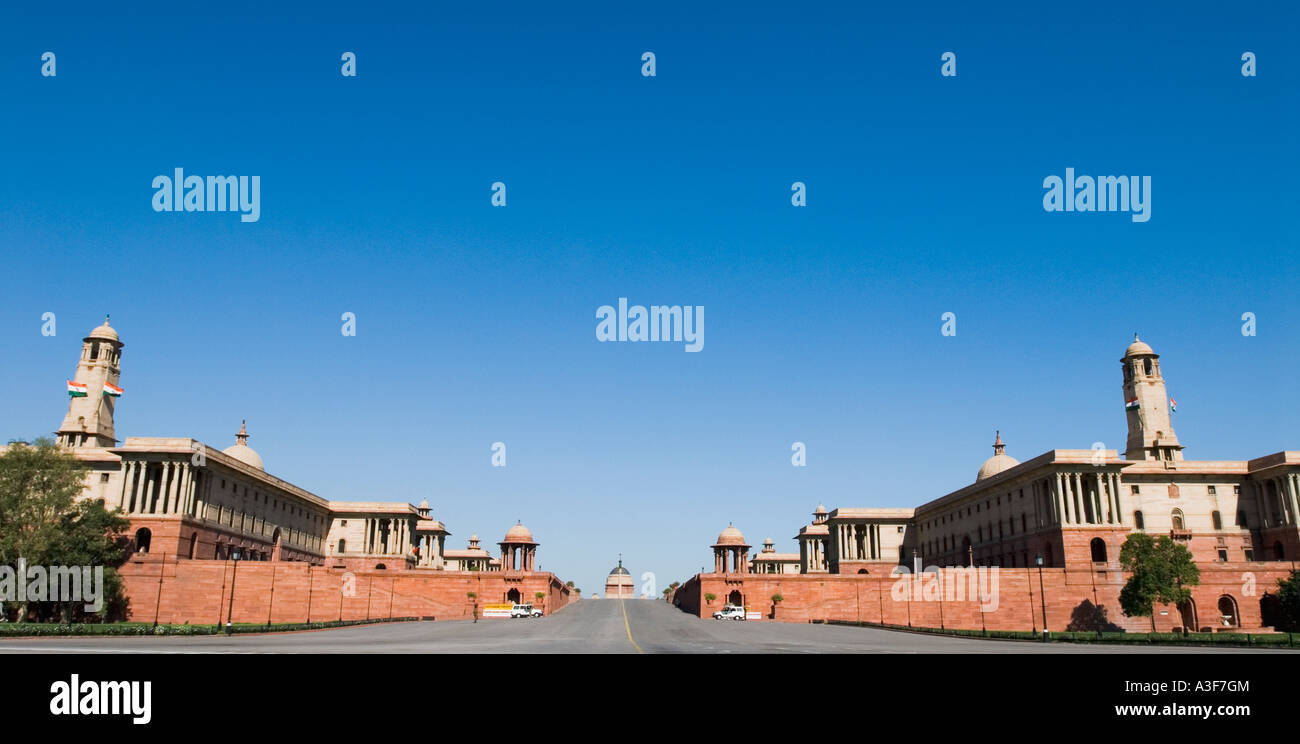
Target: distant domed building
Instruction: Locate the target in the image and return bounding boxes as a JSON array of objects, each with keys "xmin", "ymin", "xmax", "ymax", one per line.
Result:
[{"xmin": 604, "ymin": 558, "xmax": 635, "ymax": 598}]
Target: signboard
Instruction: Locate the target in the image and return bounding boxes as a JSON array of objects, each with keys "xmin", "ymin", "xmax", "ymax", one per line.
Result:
[{"xmin": 481, "ymin": 603, "xmax": 513, "ymax": 618}]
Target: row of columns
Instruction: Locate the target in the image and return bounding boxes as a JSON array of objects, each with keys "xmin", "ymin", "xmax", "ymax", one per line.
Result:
[
  {"xmin": 364, "ymin": 517, "xmax": 410, "ymax": 555},
  {"xmin": 713, "ymin": 546, "xmax": 748, "ymax": 573},
  {"xmin": 1254, "ymin": 473, "xmax": 1300, "ymax": 528},
  {"xmin": 500, "ymin": 544, "xmax": 536, "ymax": 571},
  {"xmin": 121, "ymin": 459, "xmax": 196, "ymax": 516},
  {"xmin": 1047, "ymin": 471, "xmax": 1122, "ymax": 526},
  {"xmin": 417, "ymin": 534, "xmax": 445, "ymax": 567},
  {"xmin": 799, "ymin": 538, "xmax": 827, "ymax": 571},
  {"xmin": 835, "ymin": 522, "xmax": 882, "ymax": 561}
]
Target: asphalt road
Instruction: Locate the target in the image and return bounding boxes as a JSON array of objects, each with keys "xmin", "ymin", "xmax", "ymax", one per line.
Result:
[{"xmin": 0, "ymin": 599, "xmax": 1287, "ymax": 653}]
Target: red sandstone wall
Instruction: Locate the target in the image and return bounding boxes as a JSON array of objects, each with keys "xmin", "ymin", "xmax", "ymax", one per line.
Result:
[
  {"xmin": 677, "ymin": 563, "xmax": 1297, "ymax": 633},
  {"xmin": 117, "ymin": 557, "xmax": 573, "ymax": 625}
]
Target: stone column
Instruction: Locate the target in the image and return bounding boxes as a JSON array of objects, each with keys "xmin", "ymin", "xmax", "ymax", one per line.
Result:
[
  {"xmin": 1054, "ymin": 473, "xmax": 1066, "ymax": 524},
  {"xmin": 1288, "ymin": 474, "xmax": 1300, "ymax": 527}
]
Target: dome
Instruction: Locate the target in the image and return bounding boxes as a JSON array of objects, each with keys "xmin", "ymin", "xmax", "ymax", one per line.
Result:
[
  {"xmin": 1125, "ymin": 334, "xmax": 1154, "ymax": 357},
  {"xmin": 222, "ymin": 420, "xmax": 264, "ymax": 470},
  {"xmin": 418, "ymin": 499, "xmax": 429, "ymax": 509},
  {"xmin": 975, "ymin": 431, "xmax": 1018, "ymax": 482},
  {"xmin": 609, "ymin": 562, "xmax": 631, "ymax": 577},
  {"xmin": 813, "ymin": 504, "xmax": 826, "ymax": 515},
  {"xmin": 976, "ymin": 454, "xmax": 1019, "ymax": 482},
  {"xmin": 87, "ymin": 316, "xmax": 120, "ymax": 343},
  {"xmin": 503, "ymin": 521, "xmax": 534, "ymax": 543},
  {"xmin": 223, "ymin": 443, "xmax": 264, "ymax": 470},
  {"xmin": 714, "ymin": 523, "xmax": 748, "ymax": 546}
]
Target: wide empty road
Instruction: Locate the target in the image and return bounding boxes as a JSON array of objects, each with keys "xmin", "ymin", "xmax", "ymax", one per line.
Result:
[{"xmin": 0, "ymin": 599, "xmax": 1284, "ymax": 653}]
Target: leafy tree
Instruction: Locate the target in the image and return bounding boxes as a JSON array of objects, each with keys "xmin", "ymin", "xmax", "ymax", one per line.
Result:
[
  {"xmin": 1118, "ymin": 532, "xmax": 1200, "ymax": 632},
  {"xmin": 704, "ymin": 592, "xmax": 716, "ymax": 604},
  {"xmin": 0, "ymin": 439, "xmax": 131, "ymax": 622},
  {"xmin": 771, "ymin": 593, "xmax": 783, "ymax": 604},
  {"xmin": 1273, "ymin": 571, "xmax": 1300, "ymax": 632}
]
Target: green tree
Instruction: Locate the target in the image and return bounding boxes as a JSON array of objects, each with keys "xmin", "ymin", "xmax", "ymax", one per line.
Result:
[
  {"xmin": 1273, "ymin": 571, "xmax": 1300, "ymax": 632},
  {"xmin": 1118, "ymin": 532, "xmax": 1200, "ymax": 632},
  {"xmin": 0, "ymin": 439, "xmax": 131, "ymax": 622},
  {"xmin": 704, "ymin": 592, "xmax": 716, "ymax": 605}
]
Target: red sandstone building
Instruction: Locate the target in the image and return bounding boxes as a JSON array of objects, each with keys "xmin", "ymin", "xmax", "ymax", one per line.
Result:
[
  {"xmin": 676, "ymin": 335, "xmax": 1299, "ymax": 633},
  {"xmin": 4, "ymin": 318, "xmax": 573, "ymax": 623}
]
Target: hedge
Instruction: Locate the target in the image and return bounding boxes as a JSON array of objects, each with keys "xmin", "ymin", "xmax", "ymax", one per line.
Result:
[
  {"xmin": 0, "ymin": 616, "xmax": 426, "ymax": 637},
  {"xmin": 822, "ymin": 620, "xmax": 1297, "ymax": 647}
]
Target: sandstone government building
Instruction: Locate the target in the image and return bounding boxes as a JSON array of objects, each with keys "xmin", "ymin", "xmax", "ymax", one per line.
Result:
[
  {"xmin": 7, "ymin": 319, "xmax": 1298, "ymax": 634},
  {"xmin": 674, "ymin": 335, "xmax": 1299, "ymax": 634},
  {"xmin": 3, "ymin": 318, "xmax": 575, "ymax": 624}
]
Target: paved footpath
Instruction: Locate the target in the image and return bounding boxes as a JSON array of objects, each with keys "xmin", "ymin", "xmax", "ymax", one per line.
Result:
[{"xmin": 0, "ymin": 599, "xmax": 1286, "ymax": 653}]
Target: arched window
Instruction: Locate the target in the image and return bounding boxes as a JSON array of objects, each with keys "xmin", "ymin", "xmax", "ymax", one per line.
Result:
[
  {"xmin": 374, "ymin": 563, "xmax": 387, "ymax": 570},
  {"xmin": 857, "ymin": 568, "xmax": 868, "ymax": 574},
  {"xmin": 1089, "ymin": 538, "xmax": 1107, "ymax": 563},
  {"xmin": 507, "ymin": 588, "xmax": 521, "ymax": 604},
  {"xmin": 1143, "ymin": 358, "xmax": 1153, "ymax": 375},
  {"xmin": 1170, "ymin": 509, "xmax": 1185, "ymax": 531},
  {"xmin": 1133, "ymin": 510, "xmax": 1145, "ymax": 529},
  {"xmin": 1217, "ymin": 595, "xmax": 1239, "ymax": 627},
  {"xmin": 726, "ymin": 590, "xmax": 743, "ymax": 608},
  {"xmin": 337, "ymin": 539, "xmax": 346, "ymax": 554},
  {"xmin": 134, "ymin": 527, "xmax": 152, "ymax": 554}
]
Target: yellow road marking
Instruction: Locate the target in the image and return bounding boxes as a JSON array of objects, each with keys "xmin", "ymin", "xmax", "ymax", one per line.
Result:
[{"xmin": 619, "ymin": 598, "xmax": 644, "ymax": 654}]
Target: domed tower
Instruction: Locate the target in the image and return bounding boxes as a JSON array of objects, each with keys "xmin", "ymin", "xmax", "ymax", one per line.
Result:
[
  {"xmin": 604, "ymin": 558, "xmax": 634, "ymax": 598},
  {"xmin": 498, "ymin": 521, "xmax": 538, "ymax": 571},
  {"xmin": 57, "ymin": 317, "xmax": 125, "ymax": 449},
  {"xmin": 712, "ymin": 523, "xmax": 750, "ymax": 574},
  {"xmin": 222, "ymin": 420, "xmax": 265, "ymax": 470},
  {"xmin": 976, "ymin": 431, "xmax": 1020, "ymax": 482},
  {"xmin": 1121, "ymin": 334, "xmax": 1182, "ymax": 462}
]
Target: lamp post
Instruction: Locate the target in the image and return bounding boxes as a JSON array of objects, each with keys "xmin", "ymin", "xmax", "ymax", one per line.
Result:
[
  {"xmin": 1035, "ymin": 553, "xmax": 1047, "ymax": 642},
  {"xmin": 225, "ymin": 548, "xmax": 242, "ymax": 635}
]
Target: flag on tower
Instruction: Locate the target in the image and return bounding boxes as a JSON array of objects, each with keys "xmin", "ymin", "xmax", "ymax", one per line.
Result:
[
  {"xmin": 102, "ymin": 382, "xmax": 123, "ymax": 398},
  {"xmin": 1169, "ymin": 398, "xmax": 1176, "ymax": 413},
  {"xmin": 67, "ymin": 381, "xmax": 87, "ymax": 398},
  {"xmin": 1124, "ymin": 398, "xmax": 1138, "ymax": 411}
]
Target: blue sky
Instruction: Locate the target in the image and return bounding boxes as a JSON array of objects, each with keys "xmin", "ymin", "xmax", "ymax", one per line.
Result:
[{"xmin": 2, "ymin": 1, "xmax": 1296, "ymax": 594}]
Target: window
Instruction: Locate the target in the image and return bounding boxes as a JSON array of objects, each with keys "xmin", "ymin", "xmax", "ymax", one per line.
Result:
[
  {"xmin": 1134, "ymin": 510, "xmax": 1145, "ymax": 529},
  {"xmin": 1217, "ymin": 549, "xmax": 1228, "ymax": 562},
  {"xmin": 1171, "ymin": 509, "xmax": 1185, "ymax": 531},
  {"xmin": 1244, "ymin": 549, "xmax": 1255, "ymax": 561},
  {"xmin": 100, "ymin": 473, "xmax": 110, "ymax": 483},
  {"xmin": 1090, "ymin": 538, "xmax": 1107, "ymax": 563},
  {"xmin": 1212, "ymin": 511, "xmax": 1223, "ymax": 530},
  {"xmin": 1131, "ymin": 485, "xmax": 1140, "ymax": 495},
  {"xmin": 1236, "ymin": 510, "xmax": 1248, "ymax": 528},
  {"xmin": 1208, "ymin": 486, "xmax": 1217, "ymax": 496},
  {"xmin": 1144, "ymin": 358, "xmax": 1153, "ymax": 375}
]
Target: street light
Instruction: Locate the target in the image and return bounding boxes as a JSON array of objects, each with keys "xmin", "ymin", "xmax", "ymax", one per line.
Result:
[
  {"xmin": 225, "ymin": 548, "xmax": 242, "ymax": 635},
  {"xmin": 1035, "ymin": 553, "xmax": 1047, "ymax": 642}
]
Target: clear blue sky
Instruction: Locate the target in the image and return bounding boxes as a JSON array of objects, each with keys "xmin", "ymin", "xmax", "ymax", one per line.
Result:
[{"xmin": 2, "ymin": 1, "xmax": 1296, "ymax": 595}]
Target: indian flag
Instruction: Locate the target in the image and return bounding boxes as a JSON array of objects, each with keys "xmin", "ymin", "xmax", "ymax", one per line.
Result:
[
  {"xmin": 103, "ymin": 382, "xmax": 123, "ymax": 398},
  {"xmin": 1169, "ymin": 398, "xmax": 1176, "ymax": 413},
  {"xmin": 1124, "ymin": 398, "xmax": 1139, "ymax": 411},
  {"xmin": 67, "ymin": 380, "xmax": 87, "ymax": 397}
]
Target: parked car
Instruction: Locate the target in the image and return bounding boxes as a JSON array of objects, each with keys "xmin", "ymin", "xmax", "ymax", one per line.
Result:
[
  {"xmin": 713, "ymin": 604, "xmax": 746, "ymax": 621},
  {"xmin": 510, "ymin": 603, "xmax": 544, "ymax": 618}
]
